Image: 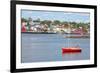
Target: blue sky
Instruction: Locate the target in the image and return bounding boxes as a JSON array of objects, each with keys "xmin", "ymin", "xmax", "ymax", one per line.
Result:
[{"xmin": 21, "ymin": 10, "xmax": 90, "ymax": 23}]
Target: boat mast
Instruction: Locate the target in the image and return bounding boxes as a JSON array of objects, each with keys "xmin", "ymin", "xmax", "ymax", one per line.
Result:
[{"xmin": 68, "ymin": 20, "xmax": 70, "ymax": 47}]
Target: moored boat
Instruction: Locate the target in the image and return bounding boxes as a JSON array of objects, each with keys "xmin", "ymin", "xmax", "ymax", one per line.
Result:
[
  {"xmin": 65, "ymin": 35, "xmax": 89, "ymax": 38},
  {"xmin": 62, "ymin": 47, "xmax": 81, "ymax": 53}
]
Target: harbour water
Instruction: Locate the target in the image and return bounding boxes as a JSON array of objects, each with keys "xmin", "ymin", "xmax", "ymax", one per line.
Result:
[{"xmin": 21, "ymin": 33, "xmax": 90, "ymax": 63}]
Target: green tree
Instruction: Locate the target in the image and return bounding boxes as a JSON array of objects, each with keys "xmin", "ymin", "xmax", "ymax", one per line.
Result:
[
  {"xmin": 62, "ymin": 21, "xmax": 69, "ymax": 28},
  {"xmin": 52, "ymin": 20, "xmax": 61, "ymax": 25},
  {"xmin": 40, "ymin": 20, "xmax": 52, "ymax": 27},
  {"xmin": 21, "ymin": 18, "xmax": 27, "ymax": 22}
]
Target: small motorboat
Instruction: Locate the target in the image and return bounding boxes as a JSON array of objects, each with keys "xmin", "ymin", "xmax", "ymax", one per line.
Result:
[{"xmin": 62, "ymin": 47, "xmax": 81, "ymax": 53}]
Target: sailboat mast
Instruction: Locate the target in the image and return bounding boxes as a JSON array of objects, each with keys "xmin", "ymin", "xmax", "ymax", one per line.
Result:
[{"xmin": 67, "ymin": 21, "xmax": 70, "ymax": 47}]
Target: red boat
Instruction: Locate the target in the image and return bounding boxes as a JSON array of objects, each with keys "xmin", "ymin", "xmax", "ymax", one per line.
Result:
[{"xmin": 62, "ymin": 47, "xmax": 81, "ymax": 53}]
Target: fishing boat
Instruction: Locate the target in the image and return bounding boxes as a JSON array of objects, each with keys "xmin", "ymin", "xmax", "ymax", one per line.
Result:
[{"xmin": 62, "ymin": 47, "xmax": 81, "ymax": 53}]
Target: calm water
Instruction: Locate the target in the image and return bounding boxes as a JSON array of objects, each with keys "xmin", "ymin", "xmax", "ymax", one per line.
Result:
[{"xmin": 21, "ymin": 33, "xmax": 90, "ymax": 63}]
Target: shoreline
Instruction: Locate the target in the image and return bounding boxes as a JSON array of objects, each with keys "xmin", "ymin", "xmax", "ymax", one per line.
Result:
[
  {"xmin": 21, "ymin": 32, "xmax": 87, "ymax": 34},
  {"xmin": 21, "ymin": 32, "xmax": 90, "ymax": 38}
]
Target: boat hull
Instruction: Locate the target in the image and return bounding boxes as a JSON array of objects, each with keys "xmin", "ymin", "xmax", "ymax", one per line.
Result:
[{"xmin": 62, "ymin": 48, "xmax": 81, "ymax": 53}]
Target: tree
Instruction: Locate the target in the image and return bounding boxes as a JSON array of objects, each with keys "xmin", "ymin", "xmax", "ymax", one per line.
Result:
[
  {"xmin": 40, "ymin": 20, "xmax": 52, "ymax": 27},
  {"xmin": 52, "ymin": 20, "xmax": 61, "ymax": 25},
  {"xmin": 62, "ymin": 21, "xmax": 69, "ymax": 28},
  {"xmin": 33, "ymin": 18, "xmax": 41, "ymax": 22},
  {"xmin": 21, "ymin": 18, "xmax": 27, "ymax": 22}
]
